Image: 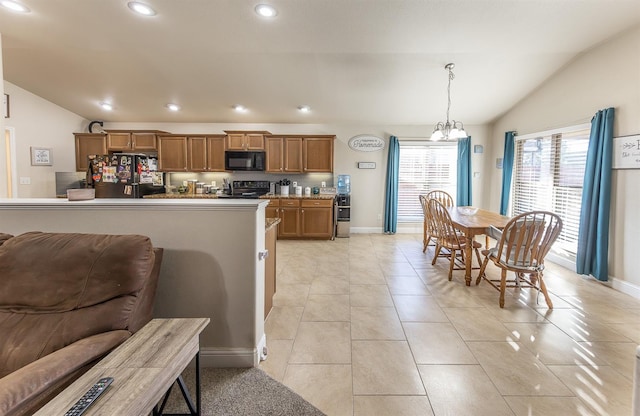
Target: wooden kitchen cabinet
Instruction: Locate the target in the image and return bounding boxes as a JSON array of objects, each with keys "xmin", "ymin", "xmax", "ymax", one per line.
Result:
[
  {"xmin": 224, "ymin": 130, "xmax": 269, "ymax": 150},
  {"xmin": 106, "ymin": 131, "xmax": 160, "ymax": 152},
  {"xmin": 74, "ymin": 133, "xmax": 107, "ymax": 172},
  {"xmin": 265, "ymin": 136, "xmax": 303, "ymax": 173},
  {"xmin": 157, "ymin": 135, "xmax": 188, "ymax": 171},
  {"xmin": 265, "ymin": 199, "xmax": 280, "ymax": 220},
  {"xmin": 267, "ymin": 198, "xmax": 334, "ymax": 240},
  {"xmin": 303, "ymin": 136, "xmax": 334, "ymax": 172},
  {"xmin": 278, "ymin": 199, "xmax": 301, "ymax": 238},
  {"xmin": 187, "ymin": 135, "xmax": 226, "ymax": 172},
  {"xmin": 301, "ymin": 199, "xmax": 335, "ymax": 238},
  {"xmin": 264, "ymin": 222, "xmax": 277, "ymax": 319}
]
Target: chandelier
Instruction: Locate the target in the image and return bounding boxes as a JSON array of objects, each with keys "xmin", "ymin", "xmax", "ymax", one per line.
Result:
[{"xmin": 431, "ymin": 63, "xmax": 467, "ymax": 141}]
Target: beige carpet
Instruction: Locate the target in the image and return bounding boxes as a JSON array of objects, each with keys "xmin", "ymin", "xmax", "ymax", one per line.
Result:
[{"xmin": 162, "ymin": 367, "xmax": 326, "ymax": 416}]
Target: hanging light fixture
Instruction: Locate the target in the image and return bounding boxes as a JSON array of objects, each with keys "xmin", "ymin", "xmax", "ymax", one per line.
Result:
[{"xmin": 431, "ymin": 63, "xmax": 467, "ymax": 141}]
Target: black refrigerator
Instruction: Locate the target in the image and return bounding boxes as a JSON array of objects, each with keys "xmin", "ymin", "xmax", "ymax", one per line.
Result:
[{"xmin": 87, "ymin": 153, "xmax": 165, "ymax": 198}]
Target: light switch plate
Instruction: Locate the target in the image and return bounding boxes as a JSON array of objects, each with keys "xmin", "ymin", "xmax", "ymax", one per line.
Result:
[{"xmin": 357, "ymin": 162, "xmax": 376, "ymax": 169}]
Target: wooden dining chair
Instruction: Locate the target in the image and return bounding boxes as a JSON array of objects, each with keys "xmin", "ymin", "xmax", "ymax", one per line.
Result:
[
  {"xmin": 428, "ymin": 199, "xmax": 482, "ymax": 281},
  {"xmin": 475, "ymin": 211, "xmax": 563, "ymax": 308},
  {"xmin": 425, "ymin": 190, "xmax": 454, "ymax": 208},
  {"xmin": 420, "ymin": 190, "xmax": 454, "ymax": 253}
]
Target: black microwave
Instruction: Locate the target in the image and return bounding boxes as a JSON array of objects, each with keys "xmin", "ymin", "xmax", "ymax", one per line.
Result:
[{"xmin": 225, "ymin": 151, "xmax": 266, "ymax": 171}]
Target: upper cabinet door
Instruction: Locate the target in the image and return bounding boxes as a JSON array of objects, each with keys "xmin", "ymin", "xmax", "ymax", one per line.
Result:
[
  {"xmin": 226, "ymin": 134, "xmax": 246, "ymax": 150},
  {"xmin": 265, "ymin": 137, "xmax": 284, "ymax": 172},
  {"xmin": 131, "ymin": 133, "xmax": 157, "ymax": 150},
  {"xmin": 284, "ymin": 137, "xmax": 303, "ymax": 173},
  {"xmin": 246, "ymin": 134, "xmax": 265, "ymax": 150},
  {"xmin": 157, "ymin": 136, "xmax": 188, "ymax": 172},
  {"xmin": 206, "ymin": 136, "xmax": 226, "ymax": 171},
  {"xmin": 188, "ymin": 136, "xmax": 207, "ymax": 172},
  {"xmin": 74, "ymin": 133, "xmax": 107, "ymax": 172},
  {"xmin": 107, "ymin": 132, "xmax": 131, "ymax": 151},
  {"xmin": 303, "ymin": 137, "xmax": 334, "ymax": 172}
]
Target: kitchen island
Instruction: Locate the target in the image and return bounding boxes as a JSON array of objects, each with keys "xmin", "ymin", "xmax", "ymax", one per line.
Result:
[{"xmin": 0, "ymin": 198, "xmax": 269, "ymax": 367}]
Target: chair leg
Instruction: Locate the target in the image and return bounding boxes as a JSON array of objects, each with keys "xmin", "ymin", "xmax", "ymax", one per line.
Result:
[
  {"xmin": 448, "ymin": 248, "xmax": 455, "ymax": 281},
  {"xmin": 538, "ymin": 273, "xmax": 553, "ymax": 309},
  {"xmin": 432, "ymin": 245, "xmax": 442, "ymax": 265},
  {"xmin": 476, "ymin": 257, "xmax": 489, "ymax": 285},
  {"xmin": 499, "ymin": 269, "xmax": 507, "ymax": 308},
  {"xmin": 474, "ymin": 247, "xmax": 482, "ymax": 267}
]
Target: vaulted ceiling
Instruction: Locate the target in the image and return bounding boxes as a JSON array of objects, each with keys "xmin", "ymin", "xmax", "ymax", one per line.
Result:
[{"xmin": 1, "ymin": 0, "xmax": 639, "ymax": 125}]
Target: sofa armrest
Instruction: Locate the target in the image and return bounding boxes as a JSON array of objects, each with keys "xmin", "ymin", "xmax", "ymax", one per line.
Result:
[{"xmin": 0, "ymin": 330, "xmax": 130, "ymax": 416}]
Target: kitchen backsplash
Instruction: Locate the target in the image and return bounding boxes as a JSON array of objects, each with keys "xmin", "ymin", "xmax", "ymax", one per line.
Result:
[{"xmin": 167, "ymin": 171, "xmax": 334, "ymax": 191}]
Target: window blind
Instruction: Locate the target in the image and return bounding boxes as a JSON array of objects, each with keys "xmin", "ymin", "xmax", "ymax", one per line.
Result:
[
  {"xmin": 512, "ymin": 128, "xmax": 589, "ymax": 256},
  {"xmin": 397, "ymin": 141, "xmax": 457, "ymax": 222}
]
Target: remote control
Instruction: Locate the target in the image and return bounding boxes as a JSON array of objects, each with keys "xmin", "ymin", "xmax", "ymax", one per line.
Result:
[{"xmin": 64, "ymin": 377, "xmax": 113, "ymax": 416}]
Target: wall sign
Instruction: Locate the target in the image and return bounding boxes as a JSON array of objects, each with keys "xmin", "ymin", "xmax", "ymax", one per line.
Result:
[
  {"xmin": 348, "ymin": 135, "xmax": 385, "ymax": 152},
  {"xmin": 31, "ymin": 147, "xmax": 53, "ymax": 166},
  {"xmin": 613, "ymin": 135, "xmax": 640, "ymax": 169},
  {"xmin": 357, "ymin": 162, "xmax": 376, "ymax": 169}
]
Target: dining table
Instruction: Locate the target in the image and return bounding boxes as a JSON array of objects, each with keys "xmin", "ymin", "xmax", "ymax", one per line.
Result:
[{"xmin": 447, "ymin": 207, "xmax": 511, "ymax": 286}]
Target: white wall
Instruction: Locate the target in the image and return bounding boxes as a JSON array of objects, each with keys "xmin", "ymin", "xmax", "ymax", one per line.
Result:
[
  {"xmin": 2, "ymin": 81, "xmax": 86, "ymax": 198},
  {"xmin": 490, "ymin": 25, "xmax": 640, "ymax": 290}
]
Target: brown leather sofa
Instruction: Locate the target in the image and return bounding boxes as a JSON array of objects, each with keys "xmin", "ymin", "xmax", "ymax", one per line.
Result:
[{"xmin": 0, "ymin": 231, "xmax": 163, "ymax": 416}]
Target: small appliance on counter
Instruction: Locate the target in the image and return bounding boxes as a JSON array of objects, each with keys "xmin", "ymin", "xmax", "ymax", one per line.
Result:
[
  {"xmin": 218, "ymin": 180, "xmax": 271, "ymax": 199},
  {"xmin": 86, "ymin": 153, "xmax": 165, "ymax": 198}
]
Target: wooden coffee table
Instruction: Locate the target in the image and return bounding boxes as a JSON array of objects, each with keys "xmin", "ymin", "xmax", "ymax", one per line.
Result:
[{"xmin": 34, "ymin": 318, "xmax": 209, "ymax": 416}]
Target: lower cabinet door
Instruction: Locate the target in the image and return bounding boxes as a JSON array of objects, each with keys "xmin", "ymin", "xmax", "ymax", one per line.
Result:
[
  {"xmin": 301, "ymin": 207, "xmax": 333, "ymax": 238},
  {"xmin": 279, "ymin": 207, "xmax": 301, "ymax": 238}
]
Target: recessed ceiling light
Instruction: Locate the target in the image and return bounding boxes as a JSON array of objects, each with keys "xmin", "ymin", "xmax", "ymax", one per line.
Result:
[
  {"xmin": 166, "ymin": 103, "xmax": 181, "ymax": 112},
  {"xmin": 297, "ymin": 105, "xmax": 311, "ymax": 113},
  {"xmin": 127, "ymin": 1, "xmax": 156, "ymax": 16},
  {"xmin": 0, "ymin": 0, "xmax": 30, "ymax": 13},
  {"xmin": 233, "ymin": 105, "xmax": 248, "ymax": 113},
  {"xmin": 99, "ymin": 102, "xmax": 113, "ymax": 111},
  {"xmin": 254, "ymin": 4, "xmax": 277, "ymax": 18}
]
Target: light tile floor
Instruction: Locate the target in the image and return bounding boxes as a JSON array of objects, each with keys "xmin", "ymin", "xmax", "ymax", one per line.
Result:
[{"xmin": 260, "ymin": 234, "xmax": 639, "ymax": 416}]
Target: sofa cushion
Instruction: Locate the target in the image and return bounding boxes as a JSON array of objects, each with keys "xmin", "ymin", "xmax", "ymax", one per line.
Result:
[
  {"xmin": 0, "ymin": 232, "xmax": 155, "ymax": 312},
  {"xmin": 0, "ymin": 233, "xmax": 12, "ymax": 246},
  {"xmin": 0, "ymin": 232, "xmax": 157, "ymax": 377}
]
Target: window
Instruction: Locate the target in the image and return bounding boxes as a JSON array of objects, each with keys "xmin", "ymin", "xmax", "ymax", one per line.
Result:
[
  {"xmin": 397, "ymin": 140, "xmax": 457, "ymax": 222},
  {"xmin": 511, "ymin": 125, "xmax": 590, "ymax": 256}
]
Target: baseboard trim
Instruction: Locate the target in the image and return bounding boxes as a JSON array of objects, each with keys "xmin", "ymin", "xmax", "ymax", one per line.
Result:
[
  {"xmin": 199, "ymin": 347, "xmax": 257, "ymax": 368},
  {"xmin": 351, "ymin": 227, "xmax": 383, "ymax": 233},
  {"xmin": 608, "ymin": 277, "xmax": 640, "ymax": 300}
]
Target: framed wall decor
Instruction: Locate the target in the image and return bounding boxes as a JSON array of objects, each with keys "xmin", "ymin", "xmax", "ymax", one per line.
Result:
[
  {"xmin": 3, "ymin": 94, "xmax": 8, "ymax": 118},
  {"xmin": 612, "ymin": 135, "xmax": 640, "ymax": 169},
  {"xmin": 31, "ymin": 147, "xmax": 53, "ymax": 166}
]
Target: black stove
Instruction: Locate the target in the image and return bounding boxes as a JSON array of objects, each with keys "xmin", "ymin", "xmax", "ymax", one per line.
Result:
[{"xmin": 220, "ymin": 180, "xmax": 270, "ymax": 199}]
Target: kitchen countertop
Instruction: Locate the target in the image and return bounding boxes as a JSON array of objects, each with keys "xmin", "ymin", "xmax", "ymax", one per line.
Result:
[
  {"xmin": 265, "ymin": 217, "xmax": 281, "ymax": 231},
  {"xmin": 259, "ymin": 194, "xmax": 335, "ymax": 200}
]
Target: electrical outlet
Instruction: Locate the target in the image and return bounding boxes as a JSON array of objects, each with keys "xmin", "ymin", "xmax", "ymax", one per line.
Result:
[
  {"xmin": 19, "ymin": 177, "xmax": 31, "ymax": 185},
  {"xmin": 377, "ymin": 213, "xmax": 382, "ymax": 221}
]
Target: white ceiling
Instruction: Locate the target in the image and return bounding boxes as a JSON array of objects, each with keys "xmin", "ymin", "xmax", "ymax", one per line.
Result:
[{"xmin": 1, "ymin": 0, "xmax": 639, "ymax": 125}]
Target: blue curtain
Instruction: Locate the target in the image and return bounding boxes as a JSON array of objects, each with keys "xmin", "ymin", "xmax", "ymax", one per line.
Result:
[
  {"xmin": 456, "ymin": 136, "xmax": 472, "ymax": 206},
  {"xmin": 576, "ymin": 107, "xmax": 614, "ymax": 281},
  {"xmin": 499, "ymin": 131, "xmax": 515, "ymax": 215},
  {"xmin": 383, "ymin": 136, "xmax": 400, "ymax": 234}
]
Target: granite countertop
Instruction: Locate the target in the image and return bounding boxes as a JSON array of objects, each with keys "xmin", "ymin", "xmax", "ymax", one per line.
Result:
[
  {"xmin": 259, "ymin": 194, "xmax": 335, "ymax": 200},
  {"xmin": 265, "ymin": 217, "xmax": 281, "ymax": 231}
]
